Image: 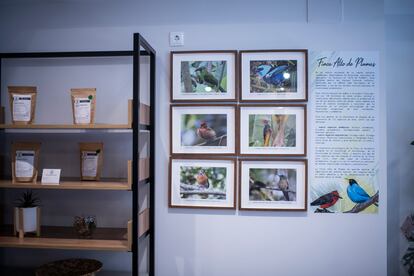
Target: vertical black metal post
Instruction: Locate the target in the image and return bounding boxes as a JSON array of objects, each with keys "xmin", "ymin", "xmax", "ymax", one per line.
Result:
[
  {"xmin": 149, "ymin": 48, "xmax": 156, "ymax": 276},
  {"xmin": 132, "ymin": 33, "xmax": 141, "ymax": 276}
]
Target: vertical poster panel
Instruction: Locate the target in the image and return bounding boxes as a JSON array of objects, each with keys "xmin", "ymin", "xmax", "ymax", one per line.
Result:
[{"xmin": 310, "ymin": 51, "xmax": 379, "ymax": 214}]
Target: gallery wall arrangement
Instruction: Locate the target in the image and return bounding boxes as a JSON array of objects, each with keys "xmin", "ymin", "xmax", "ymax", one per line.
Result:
[{"xmin": 169, "ymin": 49, "xmax": 308, "ymax": 211}]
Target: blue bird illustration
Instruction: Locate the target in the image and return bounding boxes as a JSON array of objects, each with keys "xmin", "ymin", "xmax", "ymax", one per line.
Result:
[
  {"xmin": 256, "ymin": 64, "xmax": 290, "ymax": 87},
  {"xmin": 346, "ymin": 178, "xmax": 375, "ymax": 204}
]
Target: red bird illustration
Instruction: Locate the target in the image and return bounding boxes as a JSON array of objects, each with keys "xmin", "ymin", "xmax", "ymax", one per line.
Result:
[
  {"xmin": 196, "ymin": 121, "xmax": 216, "ymax": 141},
  {"xmin": 310, "ymin": 191, "xmax": 342, "ymax": 210},
  {"xmin": 196, "ymin": 170, "xmax": 210, "ymax": 189},
  {"xmin": 263, "ymin": 119, "xmax": 272, "ymax": 147}
]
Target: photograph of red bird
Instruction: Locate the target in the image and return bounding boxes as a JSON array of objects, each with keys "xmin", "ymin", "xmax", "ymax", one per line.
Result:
[
  {"xmin": 196, "ymin": 169, "xmax": 210, "ymax": 189},
  {"xmin": 196, "ymin": 121, "xmax": 217, "ymax": 141},
  {"xmin": 310, "ymin": 190, "xmax": 342, "ymax": 210}
]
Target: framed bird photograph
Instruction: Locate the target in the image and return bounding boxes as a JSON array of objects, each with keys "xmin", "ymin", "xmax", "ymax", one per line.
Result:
[
  {"xmin": 169, "ymin": 157, "xmax": 236, "ymax": 209},
  {"xmin": 240, "ymin": 50, "xmax": 308, "ymax": 102},
  {"xmin": 171, "ymin": 104, "xmax": 236, "ymax": 155},
  {"xmin": 239, "ymin": 104, "xmax": 306, "ymax": 156},
  {"xmin": 239, "ymin": 159, "xmax": 307, "ymax": 211},
  {"xmin": 171, "ymin": 50, "xmax": 237, "ymax": 102}
]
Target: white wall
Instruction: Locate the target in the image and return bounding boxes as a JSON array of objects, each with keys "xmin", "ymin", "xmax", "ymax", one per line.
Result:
[{"xmin": 0, "ymin": 0, "xmax": 395, "ymax": 275}]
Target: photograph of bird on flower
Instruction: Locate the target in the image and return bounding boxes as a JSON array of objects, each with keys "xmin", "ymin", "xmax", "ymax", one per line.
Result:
[
  {"xmin": 249, "ymin": 114, "xmax": 296, "ymax": 147},
  {"xmin": 250, "ymin": 60, "xmax": 297, "ymax": 93},
  {"xmin": 249, "ymin": 168, "xmax": 296, "ymax": 202},
  {"xmin": 311, "ymin": 177, "xmax": 379, "ymax": 213},
  {"xmin": 179, "ymin": 166, "xmax": 227, "ymax": 200},
  {"xmin": 181, "ymin": 114, "xmax": 227, "ymax": 147},
  {"xmin": 181, "ymin": 60, "xmax": 227, "ymax": 93}
]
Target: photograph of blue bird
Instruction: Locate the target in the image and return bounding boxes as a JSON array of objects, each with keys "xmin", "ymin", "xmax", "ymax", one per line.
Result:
[
  {"xmin": 346, "ymin": 178, "xmax": 377, "ymax": 206},
  {"xmin": 256, "ymin": 64, "xmax": 290, "ymax": 88}
]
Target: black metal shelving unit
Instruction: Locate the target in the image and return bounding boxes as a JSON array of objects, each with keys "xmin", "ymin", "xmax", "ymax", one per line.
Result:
[
  {"xmin": 133, "ymin": 33, "xmax": 156, "ymax": 276},
  {"xmin": 0, "ymin": 33, "xmax": 156, "ymax": 276}
]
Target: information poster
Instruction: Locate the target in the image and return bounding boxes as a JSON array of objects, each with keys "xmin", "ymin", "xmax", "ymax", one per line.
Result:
[{"xmin": 310, "ymin": 51, "xmax": 379, "ymax": 214}]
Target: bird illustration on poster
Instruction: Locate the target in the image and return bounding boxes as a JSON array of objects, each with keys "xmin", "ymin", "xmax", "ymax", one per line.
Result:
[
  {"xmin": 310, "ymin": 191, "xmax": 342, "ymax": 212},
  {"xmin": 311, "ymin": 177, "xmax": 379, "ymax": 213}
]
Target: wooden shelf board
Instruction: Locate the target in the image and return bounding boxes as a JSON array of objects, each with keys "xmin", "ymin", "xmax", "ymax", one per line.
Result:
[
  {"xmin": 0, "ymin": 225, "xmax": 129, "ymax": 251},
  {"xmin": 0, "ymin": 124, "xmax": 131, "ymax": 129},
  {"xmin": 0, "ymin": 179, "xmax": 130, "ymax": 190}
]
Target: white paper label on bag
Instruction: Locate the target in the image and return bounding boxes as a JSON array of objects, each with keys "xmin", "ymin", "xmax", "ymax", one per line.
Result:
[
  {"xmin": 15, "ymin": 150, "xmax": 35, "ymax": 178},
  {"xmin": 41, "ymin": 169, "xmax": 61, "ymax": 184},
  {"xmin": 74, "ymin": 98, "xmax": 91, "ymax": 124},
  {"xmin": 13, "ymin": 94, "xmax": 32, "ymax": 122},
  {"xmin": 82, "ymin": 151, "xmax": 99, "ymax": 177}
]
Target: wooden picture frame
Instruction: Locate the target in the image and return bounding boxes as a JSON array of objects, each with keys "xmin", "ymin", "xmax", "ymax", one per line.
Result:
[
  {"xmin": 171, "ymin": 50, "xmax": 238, "ymax": 102},
  {"xmin": 169, "ymin": 156, "xmax": 237, "ymax": 209},
  {"xmin": 170, "ymin": 104, "xmax": 237, "ymax": 156},
  {"xmin": 239, "ymin": 104, "xmax": 307, "ymax": 156},
  {"xmin": 239, "ymin": 158, "xmax": 308, "ymax": 211},
  {"xmin": 240, "ymin": 49, "xmax": 308, "ymax": 102}
]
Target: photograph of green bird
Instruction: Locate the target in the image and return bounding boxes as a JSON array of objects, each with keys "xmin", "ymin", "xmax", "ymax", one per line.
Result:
[{"xmin": 181, "ymin": 60, "xmax": 227, "ymax": 93}]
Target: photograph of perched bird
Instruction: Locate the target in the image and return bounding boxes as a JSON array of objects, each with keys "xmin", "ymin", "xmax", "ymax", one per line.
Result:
[
  {"xmin": 311, "ymin": 191, "xmax": 342, "ymax": 211},
  {"xmin": 249, "ymin": 168, "xmax": 296, "ymax": 202},
  {"xmin": 262, "ymin": 119, "xmax": 273, "ymax": 146},
  {"xmin": 249, "ymin": 178, "xmax": 271, "ymax": 201},
  {"xmin": 197, "ymin": 121, "xmax": 217, "ymax": 141},
  {"xmin": 179, "ymin": 166, "xmax": 227, "ymax": 200},
  {"xmin": 180, "ymin": 114, "xmax": 227, "ymax": 147},
  {"xmin": 256, "ymin": 64, "xmax": 290, "ymax": 88},
  {"xmin": 180, "ymin": 60, "xmax": 227, "ymax": 93},
  {"xmin": 277, "ymin": 174, "xmax": 290, "ymax": 201},
  {"xmin": 250, "ymin": 60, "xmax": 297, "ymax": 93},
  {"xmin": 249, "ymin": 114, "xmax": 295, "ymax": 148},
  {"xmin": 196, "ymin": 170, "xmax": 210, "ymax": 189},
  {"xmin": 346, "ymin": 178, "xmax": 377, "ymax": 205},
  {"xmin": 194, "ymin": 66, "xmax": 225, "ymax": 92}
]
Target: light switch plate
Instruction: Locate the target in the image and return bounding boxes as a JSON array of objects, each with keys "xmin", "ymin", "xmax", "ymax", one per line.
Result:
[{"xmin": 170, "ymin": 32, "xmax": 184, "ymax": 47}]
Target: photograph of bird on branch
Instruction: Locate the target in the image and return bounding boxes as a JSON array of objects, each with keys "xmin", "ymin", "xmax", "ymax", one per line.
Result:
[
  {"xmin": 180, "ymin": 166, "xmax": 227, "ymax": 200},
  {"xmin": 249, "ymin": 114, "xmax": 296, "ymax": 147},
  {"xmin": 249, "ymin": 168, "xmax": 297, "ymax": 202},
  {"xmin": 310, "ymin": 177, "xmax": 378, "ymax": 214},
  {"xmin": 181, "ymin": 60, "xmax": 227, "ymax": 93},
  {"xmin": 250, "ymin": 60, "xmax": 297, "ymax": 93},
  {"xmin": 181, "ymin": 114, "xmax": 227, "ymax": 147}
]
